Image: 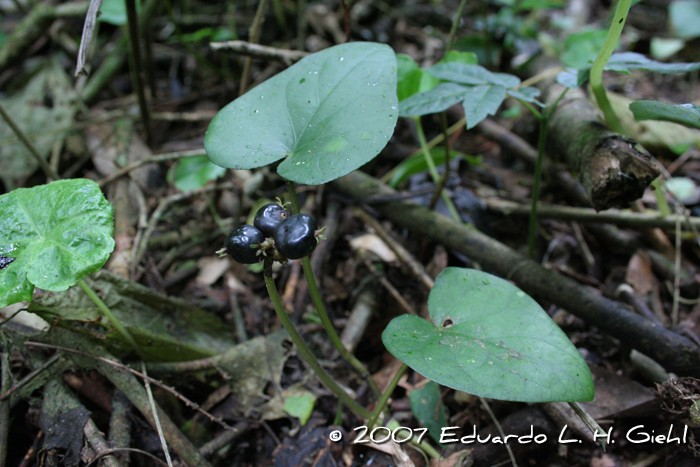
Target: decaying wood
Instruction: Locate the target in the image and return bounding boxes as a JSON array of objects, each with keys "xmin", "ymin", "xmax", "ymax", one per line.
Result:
[
  {"xmin": 332, "ymin": 171, "xmax": 700, "ymax": 377},
  {"xmin": 544, "ymin": 83, "xmax": 661, "ymax": 211}
]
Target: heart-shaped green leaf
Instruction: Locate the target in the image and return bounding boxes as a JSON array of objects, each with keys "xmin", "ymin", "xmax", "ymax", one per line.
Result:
[
  {"xmin": 382, "ymin": 268, "xmax": 594, "ymax": 402},
  {"xmin": 0, "ymin": 179, "xmax": 115, "ymax": 307},
  {"xmin": 205, "ymin": 42, "xmax": 398, "ymax": 185}
]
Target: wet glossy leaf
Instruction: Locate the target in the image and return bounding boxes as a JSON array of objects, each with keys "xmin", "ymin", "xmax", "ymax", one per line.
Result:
[
  {"xmin": 630, "ymin": 100, "xmax": 700, "ymax": 130},
  {"xmin": 382, "ymin": 268, "xmax": 594, "ymax": 402},
  {"xmin": 205, "ymin": 42, "xmax": 398, "ymax": 185},
  {"xmin": 0, "ymin": 179, "xmax": 115, "ymax": 308}
]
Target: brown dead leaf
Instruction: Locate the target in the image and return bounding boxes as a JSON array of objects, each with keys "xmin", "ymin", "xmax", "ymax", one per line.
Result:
[
  {"xmin": 196, "ymin": 256, "xmax": 230, "ymax": 286},
  {"xmin": 626, "ymin": 250, "xmax": 654, "ymax": 295}
]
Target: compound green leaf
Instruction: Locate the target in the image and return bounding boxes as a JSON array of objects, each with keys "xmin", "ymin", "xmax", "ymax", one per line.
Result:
[
  {"xmin": 462, "ymin": 85, "xmax": 507, "ymax": 129},
  {"xmin": 507, "ymin": 86, "xmax": 541, "ymax": 104},
  {"xmin": 205, "ymin": 42, "xmax": 398, "ymax": 185},
  {"xmin": 630, "ymin": 100, "xmax": 700, "ymax": 130},
  {"xmin": 426, "ymin": 62, "xmax": 520, "ymax": 88},
  {"xmin": 399, "ymin": 83, "xmax": 470, "ymax": 117},
  {"xmin": 0, "ymin": 179, "xmax": 115, "ymax": 308},
  {"xmin": 382, "ymin": 268, "xmax": 594, "ymax": 403}
]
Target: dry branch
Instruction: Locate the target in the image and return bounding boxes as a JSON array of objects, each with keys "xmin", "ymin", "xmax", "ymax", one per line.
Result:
[
  {"xmin": 332, "ymin": 171, "xmax": 700, "ymax": 377},
  {"xmin": 209, "ymin": 40, "xmax": 309, "ymax": 66}
]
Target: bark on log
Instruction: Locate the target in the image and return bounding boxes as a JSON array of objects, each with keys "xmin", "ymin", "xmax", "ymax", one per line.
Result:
[
  {"xmin": 332, "ymin": 170, "xmax": 700, "ymax": 377},
  {"xmin": 543, "ymin": 83, "xmax": 661, "ymax": 211}
]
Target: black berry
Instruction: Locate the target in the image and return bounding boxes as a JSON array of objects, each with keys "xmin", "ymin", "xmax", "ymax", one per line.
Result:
[
  {"xmin": 274, "ymin": 213, "xmax": 318, "ymax": 260},
  {"xmin": 254, "ymin": 203, "xmax": 288, "ymax": 237},
  {"xmin": 225, "ymin": 225, "xmax": 265, "ymax": 264}
]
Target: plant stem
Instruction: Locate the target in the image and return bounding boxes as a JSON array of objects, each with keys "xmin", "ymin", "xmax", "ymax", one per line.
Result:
[
  {"xmin": 285, "ymin": 182, "xmax": 383, "ymax": 398},
  {"xmin": 78, "ymin": 279, "xmax": 146, "ymax": 359},
  {"xmin": 446, "ymin": 0, "xmax": 468, "ymax": 53},
  {"xmin": 301, "ymin": 256, "xmax": 383, "ymax": 398},
  {"xmin": 124, "ymin": 0, "xmax": 153, "ymax": 147},
  {"xmin": 428, "ymin": 112, "xmax": 453, "ymax": 211},
  {"xmin": 366, "ymin": 364, "xmax": 407, "ymax": 430},
  {"xmin": 652, "ymin": 179, "xmax": 672, "ymax": 217},
  {"xmin": 524, "ymin": 88, "xmax": 567, "ymax": 259},
  {"xmin": 415, "ymin": 118, "xmax": 462, "ymax": 222},
  {"xmin": 568, "ymin": 401, "xmax": 609, "ymax": 450},
  {"xmin": 262, "ymin": 257, "xmax": 371, "ymax": 419},
  {"xmin": 528, "ymin": 112, "xmax": 548, "ymax": 259},
  {"xmin": 589, "ymin": 0, "xmax": 631, "ymax": 134},
  {"xmin": 240, "ymin": 0, "xmax": 269, "ymax": 94}
]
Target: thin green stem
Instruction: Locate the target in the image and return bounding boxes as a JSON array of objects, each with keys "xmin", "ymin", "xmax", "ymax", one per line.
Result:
[
  {"xmin": 528, "ymin": 112, "xmax": 548, "ymax": 259},
  {"xmin": 415, "ymin": 118, "xmax": 462, "ymax": 222},
  {"xmin": 285, "ymin": 182, "xmax": 382, "ymax": 398},
  {"xmin": 524, "ymin": 88, "xmax": 567, "ymax": 259},
  {"xmin": 78, "ymin": 279, "xmax": 146, "ymax": 359},
  {"xmin": 366, "ymin": 364, "xmax": 407, "ymax": 430},
  {"xmin": 652, "ymin": 178, "xmax": 672, "ymax": 217},
  {"xmin": 286, "ymin": 180, "xmax": 300, "ymax": 213},
  {"xmin": 589, "ymin": 0, "xmax": 631, "ymax": 134},
  {"xmin": 446, "ymin": 0, "xmax": 468, "ymax": 53},
  {"xmin": 301, "ymin": 256, "xmax": 383, "ymax": 398},
  {"xmin": 428, "ymin": 112, "xmax": 453, "ymax": 211},
  {"xmin": 262, "ymin": 257, "xmax": 371, "ymax": 420}
]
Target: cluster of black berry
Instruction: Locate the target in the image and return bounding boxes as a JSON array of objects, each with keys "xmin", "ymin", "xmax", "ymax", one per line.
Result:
[{"xmin": 223, "ymin": 202, "xmax": 320, "ymax": 263}]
